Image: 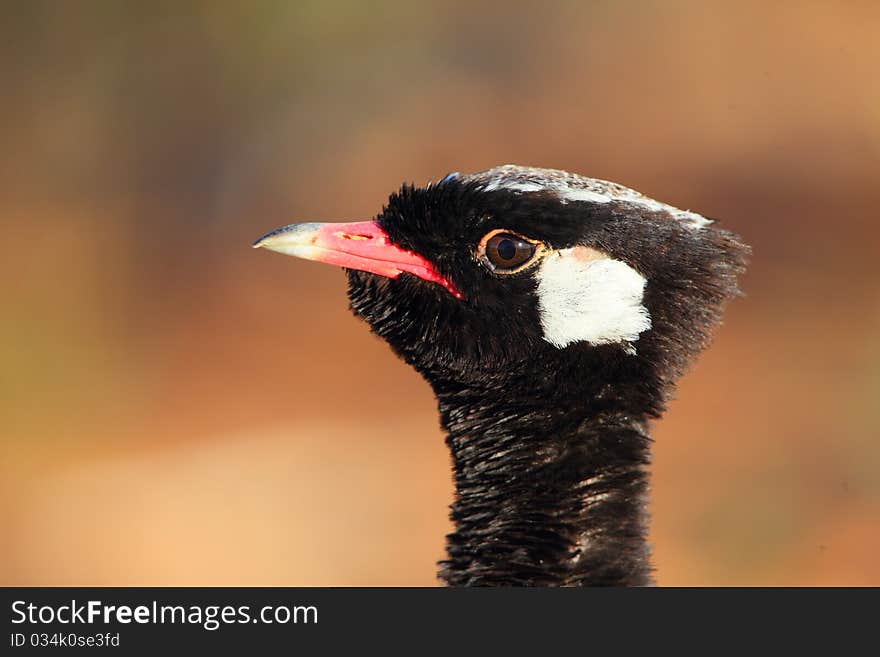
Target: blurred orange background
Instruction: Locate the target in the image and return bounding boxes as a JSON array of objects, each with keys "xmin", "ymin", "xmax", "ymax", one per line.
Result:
[{"xmin": 2, "ymin": 1, "xmax": 878, "ymax": 586}]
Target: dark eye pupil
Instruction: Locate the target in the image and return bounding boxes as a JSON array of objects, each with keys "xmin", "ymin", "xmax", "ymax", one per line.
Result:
[
  {"xmin": 497, "ymin": 239, "xmax": 516, "ymax": 260},
  {"xmin": 482, "ymin": 232, "xmax": 540, "ymax": 272}
]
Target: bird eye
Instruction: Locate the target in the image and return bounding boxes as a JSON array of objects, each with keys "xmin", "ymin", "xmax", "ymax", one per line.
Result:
[{"xmin": 479, "ymin": 230, "xmax": 543, "ymax": 273}]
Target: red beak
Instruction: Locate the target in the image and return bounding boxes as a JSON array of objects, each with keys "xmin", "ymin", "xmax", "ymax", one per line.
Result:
[{"xmin": 252, "ymin": 220, "xmax": 463, "ymax": 299}]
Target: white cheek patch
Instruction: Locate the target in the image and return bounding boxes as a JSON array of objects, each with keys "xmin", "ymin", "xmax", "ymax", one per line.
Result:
[{"xmin": 536, "ymin": 247, "xmax": 652, "ymax": 353}]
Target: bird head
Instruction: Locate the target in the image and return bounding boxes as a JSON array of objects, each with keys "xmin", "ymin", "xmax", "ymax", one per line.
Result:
[{"xmin": 254, "ymin": 166, "xmax": 748, "ymax": 398}]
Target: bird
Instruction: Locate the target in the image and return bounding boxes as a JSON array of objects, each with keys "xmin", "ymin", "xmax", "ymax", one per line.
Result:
[{"xmin": 253, "ymin": 164, "xmax": 749, "ymax": 586}]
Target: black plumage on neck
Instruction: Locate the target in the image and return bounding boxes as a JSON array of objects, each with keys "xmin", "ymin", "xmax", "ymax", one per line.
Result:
[{"xmin": 427, "ymin": 348, "xmax": 657, "ymax": 586}]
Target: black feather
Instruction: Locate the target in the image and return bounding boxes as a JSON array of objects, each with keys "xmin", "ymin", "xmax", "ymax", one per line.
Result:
[{"xmin": 344, "ymin": 166, "xmax": 749, "ymax": 586}]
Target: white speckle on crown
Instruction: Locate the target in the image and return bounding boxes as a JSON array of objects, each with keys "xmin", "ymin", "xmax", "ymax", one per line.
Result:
[
  {"xmin": 482, "ymin": 179, "xmax": 544, "ymax": 193},
  {"xmin": 536, "ymin": 246, "xmax": 652, "ymax": 353},
  {"xmin": 557, "ymin": 188, "xmax": 614, "ymax": 204},
  {"xmin": 468, "ymin": 164, "xmax": 712, "ymax": 230}
]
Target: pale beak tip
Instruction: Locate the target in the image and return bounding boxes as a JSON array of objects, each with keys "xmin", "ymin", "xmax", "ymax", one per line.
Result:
[
  {"xmin": 252, "ymin": 223, "xmax": 318, "ymax": 252},
  {"xmin": 252, "ymin": 230, "xmax": 281, "ymax": 250}
]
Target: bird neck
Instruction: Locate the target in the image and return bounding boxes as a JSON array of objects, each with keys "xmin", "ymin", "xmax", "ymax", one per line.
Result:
[{"xmin": 430, "ymin": 365, "xmax": 655, "ymax": 586}]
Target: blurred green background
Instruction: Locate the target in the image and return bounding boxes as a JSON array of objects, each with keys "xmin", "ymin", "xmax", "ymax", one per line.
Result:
[{"xmin": 2, "ymin": 1, "xmax": 878, "ymax": 585}]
